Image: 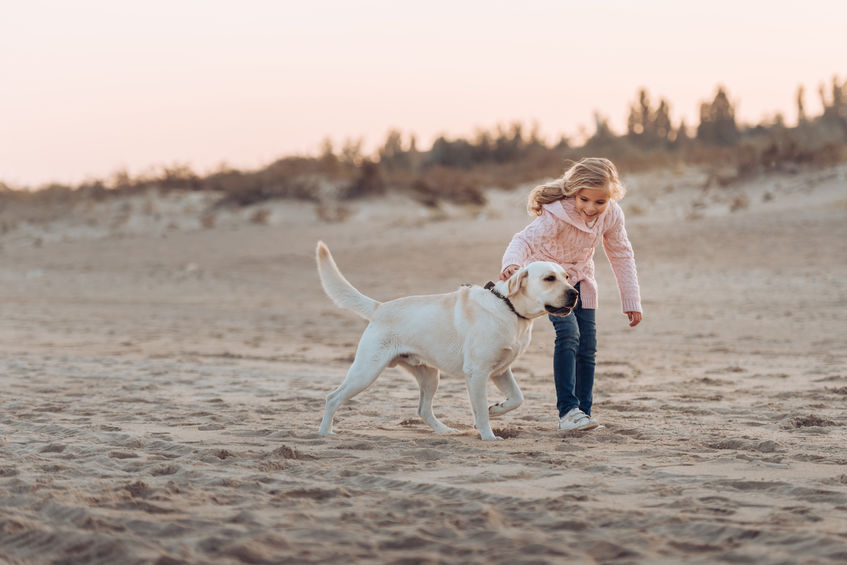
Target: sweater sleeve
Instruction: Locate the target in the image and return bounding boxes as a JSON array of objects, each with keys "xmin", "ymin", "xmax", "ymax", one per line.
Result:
[
  {"xmin": 501, "ymin": 211, "xmax": 559, "ymax": 271},
  {"xmin": 602, "ymin": 208, "xmax": 642, "ymax": 313}
]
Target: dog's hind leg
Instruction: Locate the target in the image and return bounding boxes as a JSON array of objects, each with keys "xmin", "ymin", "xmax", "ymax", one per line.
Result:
[
  {"xmin": 488, "ymin": 368, "xmax": 524, "ymax": 418},
  {"xmin": 319, "ymin": 333, "xmax": 392, "ymax": 435},
  {"xmin": 396, "ymin": 361, "xmax": 457, "ymax": 434}
]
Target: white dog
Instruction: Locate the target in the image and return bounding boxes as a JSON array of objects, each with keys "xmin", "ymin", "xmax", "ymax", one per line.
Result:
[{"xmin": 315, "ymin": 241, "xmax": 577, "ymax": 440}]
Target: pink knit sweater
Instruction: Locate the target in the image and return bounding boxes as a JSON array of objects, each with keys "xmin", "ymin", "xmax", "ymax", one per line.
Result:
[{"xmin": 502, "ymin": 198, "xmax": 642, "ymax": 312}]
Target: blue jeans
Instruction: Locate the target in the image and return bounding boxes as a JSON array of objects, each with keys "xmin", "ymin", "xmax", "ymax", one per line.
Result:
[{"xmin": 549, "ymin": 283, "xmax": 597, "ymax": 417}]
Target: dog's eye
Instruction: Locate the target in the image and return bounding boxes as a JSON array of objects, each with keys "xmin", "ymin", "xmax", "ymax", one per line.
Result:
[{"xmin": 544, "ymin": 275, "xmax": 556, "ymax": 282}]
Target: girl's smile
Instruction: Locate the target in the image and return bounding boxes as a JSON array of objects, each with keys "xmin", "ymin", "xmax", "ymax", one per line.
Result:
[{"xmin": 574, "ymin": 186, "xmax": 611, "ymax": 224}]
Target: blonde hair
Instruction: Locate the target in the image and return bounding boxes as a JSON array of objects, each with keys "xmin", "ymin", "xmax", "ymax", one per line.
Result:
[{"xmin": 527, "ymin": 157, "xmax": 625, "ymax": 216}]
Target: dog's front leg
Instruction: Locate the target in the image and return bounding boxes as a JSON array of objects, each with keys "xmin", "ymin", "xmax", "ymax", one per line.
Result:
[
  {"xmin": 489, "ymin": 368, "xmax": 523, "ymax": 418},
  {"xmin": 466, "ymin": 371, "xmax": 502, "ymax": 441}
]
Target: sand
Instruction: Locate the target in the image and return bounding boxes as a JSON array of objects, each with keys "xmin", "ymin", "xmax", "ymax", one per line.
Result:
[{"xmin": 1, "ymin": 165, "xmax": 846, "ymax": 564}]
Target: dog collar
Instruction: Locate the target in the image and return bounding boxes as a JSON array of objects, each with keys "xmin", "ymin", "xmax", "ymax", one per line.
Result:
[{"xmin": 484, "ymin": 281, "xmax": 529, "ymax": 320}]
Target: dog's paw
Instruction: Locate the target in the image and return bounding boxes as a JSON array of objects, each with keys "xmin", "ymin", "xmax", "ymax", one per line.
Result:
[
  {"xmin": 488, "ymin": 402, "xmax": 507, "ymax": 417},
  {"xmin": 480, "ymin": 434, "xmax": 504, "ymax": 441},
  {"xmin": 435, "ymin": 426, "xmax": 460, "ymax": 435}
]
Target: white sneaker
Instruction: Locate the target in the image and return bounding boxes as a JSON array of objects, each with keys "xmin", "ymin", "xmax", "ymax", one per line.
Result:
[{"xmin": 558, "ymin": 407, "xmax": 599, "ymax": 433}]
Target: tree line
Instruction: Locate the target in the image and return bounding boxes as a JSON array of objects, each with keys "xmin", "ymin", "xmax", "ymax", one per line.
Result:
[{"xmin": 3, "ymin": 77, "xmax": 846, "ymax": 208}]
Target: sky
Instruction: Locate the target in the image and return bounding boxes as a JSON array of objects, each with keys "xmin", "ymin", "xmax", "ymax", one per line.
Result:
[{"xmin": 1, "ymin": 0, "xmax": 845, "ymax": 188}]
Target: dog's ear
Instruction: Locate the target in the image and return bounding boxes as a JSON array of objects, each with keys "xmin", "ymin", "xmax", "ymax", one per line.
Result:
[{"xmin": 505, "ymin": 268, "xmax": 528, "ymax": 298}]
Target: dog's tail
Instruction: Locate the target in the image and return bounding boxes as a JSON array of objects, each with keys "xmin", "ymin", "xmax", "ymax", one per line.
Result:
[{"xmin": 316, "ymin": 241, "xmax": 380, "ymax": 320}]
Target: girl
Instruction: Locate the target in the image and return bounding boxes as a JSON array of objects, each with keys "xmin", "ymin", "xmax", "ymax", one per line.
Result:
[{"xmin": 500, "ymin": 157, "xmax": 642, "ymax": 433}]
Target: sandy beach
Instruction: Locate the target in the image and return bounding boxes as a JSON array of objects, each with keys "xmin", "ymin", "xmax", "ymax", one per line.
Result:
[{"xmin": 1, "ymin": 165, "xmax": 846, "ymax": 564}]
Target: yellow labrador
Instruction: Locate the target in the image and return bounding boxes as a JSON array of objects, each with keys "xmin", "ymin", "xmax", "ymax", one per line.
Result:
[{"xmin": 315, "ymin": 241, "xmax": 577, "ymax": 440}]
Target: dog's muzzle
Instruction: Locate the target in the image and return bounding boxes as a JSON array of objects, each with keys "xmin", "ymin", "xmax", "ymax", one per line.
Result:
[
  {"xmin": 545, "ymin": 305, "xmax": 573, "ymax": 317},
  {"xmin": 545, "ymin": 288, "xmax": 578, "ymax": 317}
]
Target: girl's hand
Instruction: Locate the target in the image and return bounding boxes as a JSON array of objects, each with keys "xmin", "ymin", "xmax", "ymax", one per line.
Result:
[
  {"xmin": 626, "ymin": 311, "xmax": 642, "ymax": 327},
  {"xmin": 500, "ymin": 264, "xmax": 520, "ymax": 281}
]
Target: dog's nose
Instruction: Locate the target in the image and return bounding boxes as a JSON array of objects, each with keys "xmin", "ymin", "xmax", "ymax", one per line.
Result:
[{"xmin": 566, "ymin": 288, "xmax": 578, "ymax": 300}]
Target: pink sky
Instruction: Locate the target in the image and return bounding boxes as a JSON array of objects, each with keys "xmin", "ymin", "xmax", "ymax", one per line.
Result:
[{"xmin": 1, "ymin": 0, "xmax": 844, "ymax": 187}]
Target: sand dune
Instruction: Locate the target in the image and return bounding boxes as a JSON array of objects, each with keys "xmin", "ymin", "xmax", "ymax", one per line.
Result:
[{"xmin": 1, "ymin": 165, "xmax": 846, "ymax": 563}]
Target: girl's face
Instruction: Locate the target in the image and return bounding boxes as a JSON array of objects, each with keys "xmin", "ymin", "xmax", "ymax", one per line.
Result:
[{"xmin": 574, "ymin": 186, "xmax": 611, "ymax": 223}]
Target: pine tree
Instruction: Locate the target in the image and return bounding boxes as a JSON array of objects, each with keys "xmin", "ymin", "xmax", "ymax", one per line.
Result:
[{"xmin": 697, "ymin": 86, "xmax": 739, "ymax": 146}]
